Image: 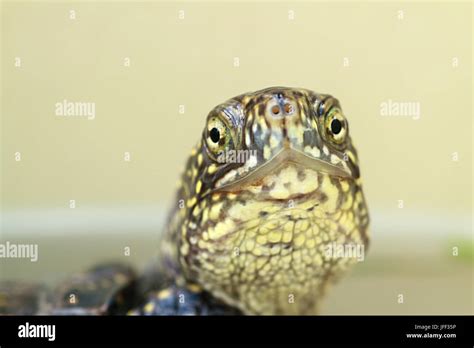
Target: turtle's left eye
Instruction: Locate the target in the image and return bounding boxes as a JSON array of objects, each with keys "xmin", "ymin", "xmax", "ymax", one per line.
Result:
[{"xmin": 325, "ymin": 108, "xmax": 347, "ymax": 145}]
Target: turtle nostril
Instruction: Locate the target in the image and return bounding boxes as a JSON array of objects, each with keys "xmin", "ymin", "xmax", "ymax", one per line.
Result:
[
  {"xmin": 283, "ymin": 103, "xmax": 293, "ymax": 114},
  {"xmin": 271, "ymin": 105, "xmax": 281, "ymax": 115}
]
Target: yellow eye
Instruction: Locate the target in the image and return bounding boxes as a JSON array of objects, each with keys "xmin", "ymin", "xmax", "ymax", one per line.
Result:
[
  {"xmin": 325, "ymin": 108, "xmax": 347, "ymax": 145},
  {"xmin": 205, "ymin": 116, "xmax": 233, "ymax": 159}
]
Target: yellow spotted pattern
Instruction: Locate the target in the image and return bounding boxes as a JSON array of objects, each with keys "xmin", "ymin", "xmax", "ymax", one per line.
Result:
[{"xmin": 158, "ymin": 87, "xmax": 370, "ymax": 315}]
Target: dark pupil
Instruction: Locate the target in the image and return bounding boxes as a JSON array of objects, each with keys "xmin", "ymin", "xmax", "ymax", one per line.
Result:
[
  {"xmin": 330, "ymin": 118, "xmax": 342, "ymax": 135},
  {"xmin": 210, "ymin": 128, "xmax": 220, "ymax": 143}
]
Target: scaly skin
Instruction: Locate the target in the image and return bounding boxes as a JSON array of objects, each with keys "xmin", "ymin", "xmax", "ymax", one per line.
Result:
[
  {"xmin": 0, "ymin": 87, "xmax": 369, "ymax": 316},
  {"xmin": 159, "ymin": 87, "xmax": 370, "ymax": 315}
]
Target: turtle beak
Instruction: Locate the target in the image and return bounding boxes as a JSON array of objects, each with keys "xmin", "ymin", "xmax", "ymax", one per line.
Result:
[{"xmin": 216, "ymin": 147, "xmax": 351, "ymax": 193}]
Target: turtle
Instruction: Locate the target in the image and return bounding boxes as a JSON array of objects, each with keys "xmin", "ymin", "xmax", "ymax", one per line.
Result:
[{"xmin": 0, "ymin": 87, "xmax": 370, "ymax": 315}]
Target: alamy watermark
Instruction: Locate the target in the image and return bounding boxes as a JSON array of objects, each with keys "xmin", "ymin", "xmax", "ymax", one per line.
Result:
[
  {"xmin": 18, "ymin": 322, "xmax": 55, "ymax": 341},
  {"xmin": 380, "ymin": 99, "xmax": 420, "ymax": 120},
  {"xmin": 55, "ymin": 99, "xmax": 95, "ymax": 120},
  {"xmin": 324, "ymin": 242, "xmax": 365, "ymax": 262},
  {"xmin": 0, "ymin": 241, "xmax": 38, "ymax": 262},
  {"xmin": 217, "ymin": 149, "xmax": 257, "ymax": 164}
]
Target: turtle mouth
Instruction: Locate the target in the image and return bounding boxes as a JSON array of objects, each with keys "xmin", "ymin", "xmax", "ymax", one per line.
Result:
[{"xmin": 215, "ymin": 147, "xmax": 352, "ymax": 194}]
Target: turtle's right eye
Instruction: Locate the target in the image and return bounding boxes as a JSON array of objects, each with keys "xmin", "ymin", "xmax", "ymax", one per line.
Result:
[
  {"xmin": 205, "ymin": 116, "xmax": 234, "ymax": 161},
  {"xmin": 209, "ymin": 127, "xmax": 220, "ymax": 143}
]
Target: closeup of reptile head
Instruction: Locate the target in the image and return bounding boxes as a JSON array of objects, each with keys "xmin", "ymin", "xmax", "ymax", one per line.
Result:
[{"xmin": 165, "ymin": 87, "xmax": 370, "ymax": 315}]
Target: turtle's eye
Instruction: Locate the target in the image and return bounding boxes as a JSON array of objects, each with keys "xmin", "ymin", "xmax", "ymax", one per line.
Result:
[
  {"xmin": 325, "ymin": 108, "xmax": 347, "ymax": 145},
  {"xmin": 205, "ymin": 116, "xmax": 234, "ymax": 160},
  {"xmin": 209, "ymin": 127, "xmax": 220, "ymax": 143}
]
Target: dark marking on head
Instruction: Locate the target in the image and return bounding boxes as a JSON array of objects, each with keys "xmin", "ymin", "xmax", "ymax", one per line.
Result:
[{"xmin": 297, "ymin": 169, "xmax": 306, "ymax": 181}]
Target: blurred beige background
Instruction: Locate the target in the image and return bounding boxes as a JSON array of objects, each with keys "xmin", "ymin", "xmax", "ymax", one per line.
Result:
[{"xmin": 1, "ymin": 1, "xmax": 472, "ymax": 314}]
